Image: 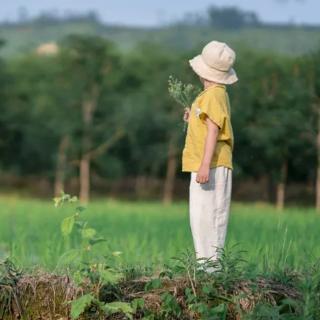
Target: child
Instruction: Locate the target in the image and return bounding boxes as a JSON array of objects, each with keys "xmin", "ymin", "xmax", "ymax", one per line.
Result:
[{"xmin": 182, "ymin": 40, "xmax": 238, "ymax": 273}]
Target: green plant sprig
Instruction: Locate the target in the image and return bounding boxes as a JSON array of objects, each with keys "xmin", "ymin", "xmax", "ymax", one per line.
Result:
[
  {"xmin": 168, "ymin": 75, "xmax": 201, "ymax": 132},
  {"xmin": 168, "ymin": 75, "xmax": 201, "ymax": 108}
]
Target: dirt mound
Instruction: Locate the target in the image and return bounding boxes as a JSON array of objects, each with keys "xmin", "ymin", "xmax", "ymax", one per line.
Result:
[
  {"xmin": 0, "ymin": 271, "xmax": 302, "ymax": 319},
  {"xmin": 1, "ymin": 272, "xmax": 81, "ymax": 319}
]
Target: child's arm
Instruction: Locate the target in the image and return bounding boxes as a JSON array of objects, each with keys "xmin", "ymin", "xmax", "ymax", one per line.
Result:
[{"xmin": 196, "ymin": 118, "xmax": 220, "ymax": 184}]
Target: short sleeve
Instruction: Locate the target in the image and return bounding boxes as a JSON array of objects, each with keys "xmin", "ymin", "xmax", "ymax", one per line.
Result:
[{"xmin": 198, "ymin": 93, "xmax": 226, "ymax": 129}]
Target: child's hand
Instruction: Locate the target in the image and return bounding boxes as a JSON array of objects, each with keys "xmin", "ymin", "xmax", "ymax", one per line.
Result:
[
  {"xmin": 183, "ymin": 107, "xmax": 190, "ymax": 122},
  {"xmin": 196, "ymin": 164, "xmax": 210, "ymax": 184}
]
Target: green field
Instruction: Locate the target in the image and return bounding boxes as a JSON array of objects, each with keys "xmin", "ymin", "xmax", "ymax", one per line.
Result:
[{"xmin": 0, "ymin": 196, "xmax": 319, "ymax": 273}]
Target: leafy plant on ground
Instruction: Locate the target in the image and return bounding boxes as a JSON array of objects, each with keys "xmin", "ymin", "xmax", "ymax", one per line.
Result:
[
  {"xmin": 157, "ymin": 243, "xmax": 306, "ymax": 319},
  {"xmin": 54, "ymin": 191, "xmax": 141, "ymax": 319},
  {"xmin": 157, "ymin": 244, "xmax": 246, "ymax": 318},
  {"xmin": 159, "ymin": 291, "xmax": 182, "ymax": 318},
  {"xmin": 298, "ymin": 258, "xmax": 320, "ymax": 319}
]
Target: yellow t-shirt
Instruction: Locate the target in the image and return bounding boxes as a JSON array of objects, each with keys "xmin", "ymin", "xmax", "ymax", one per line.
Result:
[{"xmin": 182, "ymin": 84, "xmax": 234, "ymax": 172}]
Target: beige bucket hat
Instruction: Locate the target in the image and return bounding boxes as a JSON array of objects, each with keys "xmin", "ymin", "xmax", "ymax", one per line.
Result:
[{"xmin": 189, "ymin": 40, "xmax": 238, "ymax": 85}]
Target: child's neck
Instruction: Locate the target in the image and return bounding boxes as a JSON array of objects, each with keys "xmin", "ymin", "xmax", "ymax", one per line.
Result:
[{"xmin": 203, "ymin": 79, "xmax": 219, "ymax": 90}]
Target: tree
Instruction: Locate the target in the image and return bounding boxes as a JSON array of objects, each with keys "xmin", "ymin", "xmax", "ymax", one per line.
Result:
[
  {"xmin": 59, "ymin": 35, "xmax": 125, "ymax": 203},
  {"xmin": 119, "ymin": 42, "xmax": 194, "ymax": 203},
  {"xmin": 207, "ymin": 6, "xmax": 260, "ymax": 29},
  {"xmin": 301, "ymin": 50, "xmax": 320, "ymax": 211},
  {"xmin": 231, "ymin": 50, "xmax": 310, "ymax": 209}
]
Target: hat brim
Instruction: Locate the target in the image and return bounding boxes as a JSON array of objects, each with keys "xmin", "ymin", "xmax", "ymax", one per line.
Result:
[{"xmin": 189, "ymin": 55, "xmax": 238, "ymax": 85}]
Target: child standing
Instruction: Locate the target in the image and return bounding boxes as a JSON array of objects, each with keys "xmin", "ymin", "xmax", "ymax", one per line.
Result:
[{"xmin": 182, "ymin": 40, "xmax": 238, "ymax": 272}]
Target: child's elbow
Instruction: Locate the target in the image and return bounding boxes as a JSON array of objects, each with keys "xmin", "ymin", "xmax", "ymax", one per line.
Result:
[{"xmin": 206, "ymin": 117, "xmax": 220, "ymax": 135}]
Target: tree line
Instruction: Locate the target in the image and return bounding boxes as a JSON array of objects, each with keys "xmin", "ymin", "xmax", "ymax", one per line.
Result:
[{"xmin": 0, "ymin": 35, "xmax": 319, "ymax": 209}]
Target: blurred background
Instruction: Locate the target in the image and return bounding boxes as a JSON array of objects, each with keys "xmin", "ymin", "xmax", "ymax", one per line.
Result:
[{"xmin": 0, "ymin": 0, "xmax": 319, "ymax": 209}]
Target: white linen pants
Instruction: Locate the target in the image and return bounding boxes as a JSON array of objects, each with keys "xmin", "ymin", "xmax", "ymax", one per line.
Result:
[{"xmin": 189, "ymin": 166, "xmax": 232, "ymax": 267}]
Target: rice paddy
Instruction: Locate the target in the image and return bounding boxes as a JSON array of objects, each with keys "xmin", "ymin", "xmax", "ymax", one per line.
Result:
[{"xmin": 0, "ymin": 196, "xmax": 318, "ymax": 274}]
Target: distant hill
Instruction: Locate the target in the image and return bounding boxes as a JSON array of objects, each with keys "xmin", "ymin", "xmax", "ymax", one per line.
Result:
[{"xmin": 0, "ymin": 17, "xmax": 320, "ymax": 58}]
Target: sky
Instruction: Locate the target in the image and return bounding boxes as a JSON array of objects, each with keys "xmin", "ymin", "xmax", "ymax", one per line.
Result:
[{"xmin": 1, "ymin": 0, "xmax": 319, "ymax": 26}]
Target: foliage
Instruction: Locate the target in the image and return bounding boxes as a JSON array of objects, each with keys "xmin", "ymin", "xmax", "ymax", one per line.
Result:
[
  {"xmin": 0, "ymin": 33, "xmax": 317, "ymax": 206},
  {"xmin": 168, "ymin": 75, "xmax": 201, "ymax": 109},
  {"xmin": 1, "ymin": 198, "xmax": 320, "ymax": 318},
  {"xmin": 168, "ymin": 75, "xmax": 201, "ymax": 132},
  {"xmin": 0, "ymin": 31, "xmax": 318, "ymax": 206},
  {"xmin": 207, "ymin": 5, "xmax": 260, "ymax": 29},
  {"xmin": 70, "ymin": 293, "xmax": 95, "ymax": 319},
  {"xmin": 54, "ymin": 192, "xmax": 137, "ymax": 319}
]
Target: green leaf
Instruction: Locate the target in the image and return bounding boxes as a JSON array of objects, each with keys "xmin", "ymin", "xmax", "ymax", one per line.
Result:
[
  {"xmin": 72, "ymin": 270, "xmax": 86, "ymax": 286},
  {"xmin": 210, "ymin": 302, "xmax": 227, "ymax": 316},
  {"xmin": 70, "ymin": 293, "xmax": 95, "ymax": 319},
  {"xmin": 99, "ymin": 268, "xmax": 124, "ymax": 284},
  {"xmin": 202, "ymin": 285, "xmax": 211, "ymax": 295},
  {"xmin": 131, "ymin": 298, "xmax": 145, "ymax": 312},
  {"xmin": 54, "ymin": 192, "xmax": 79, "ymax": 207},
  {"xmin": 144, "ymin": 278, "xmax": 162, "ymax": 291},
  {"xmin": 81, "ymin": 228, "xmax": 97, "ymax": 239},
  {"xmin": 61, "ymin": 215, "xmax": 75, "ymax": 237},
  {"xmin": 102, "ymin": 301, "xmax": 134, "ymax": 319}
]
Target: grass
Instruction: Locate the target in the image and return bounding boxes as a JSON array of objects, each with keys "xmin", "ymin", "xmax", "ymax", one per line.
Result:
[
  {"xmin": 0, "ymin": 195, "xmax": 319, "ymax": 274},
  {"xmin": 1, "ymin": 195, "xmax": 320, "ymax": 319}
]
